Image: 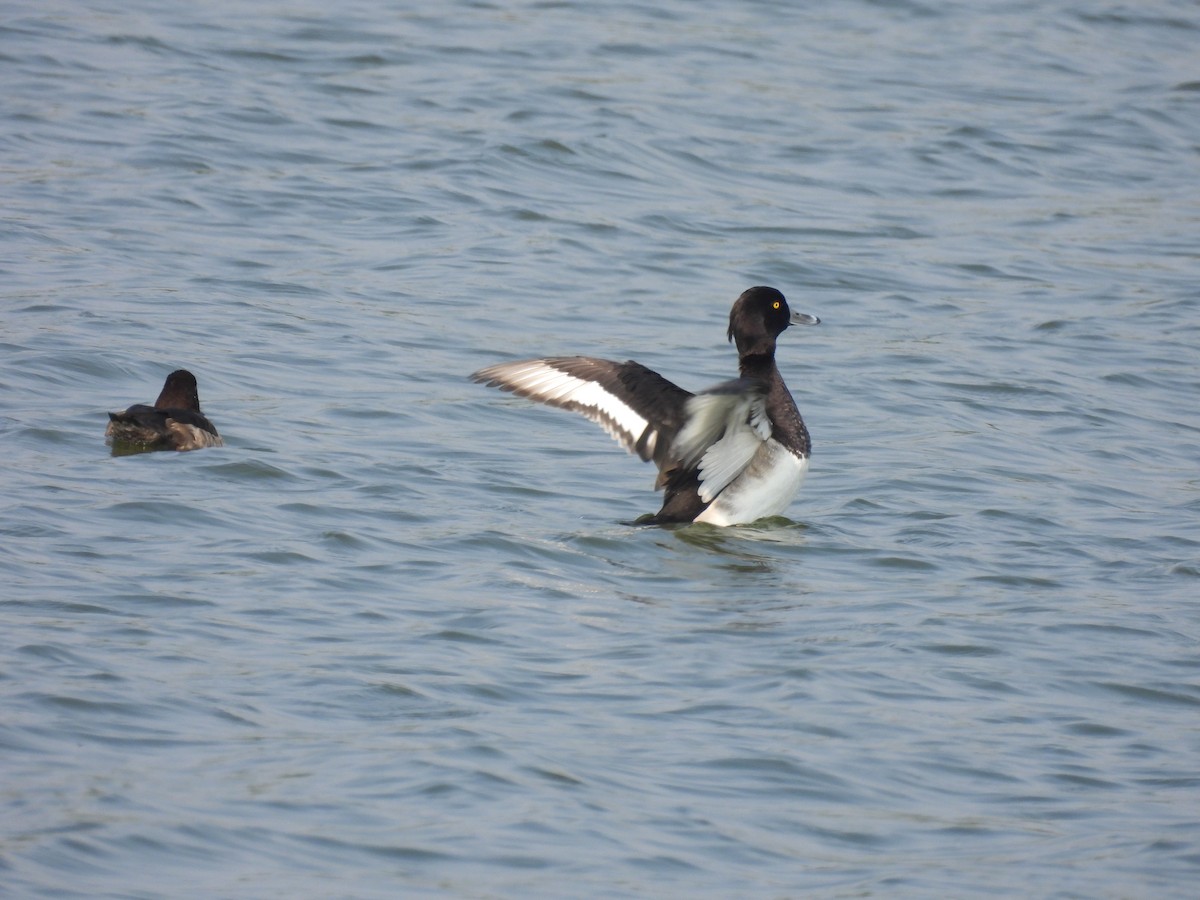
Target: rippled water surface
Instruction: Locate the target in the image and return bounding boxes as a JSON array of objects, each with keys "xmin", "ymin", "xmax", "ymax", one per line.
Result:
[{"xmin": 3, "ymin": 0, "xmax": 1199, "ymax": 896}]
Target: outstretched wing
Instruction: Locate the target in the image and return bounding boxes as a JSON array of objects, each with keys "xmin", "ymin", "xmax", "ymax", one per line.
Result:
[{"xmin": 471, "ymin": 357, "xmax": 692, "ymax": 467}]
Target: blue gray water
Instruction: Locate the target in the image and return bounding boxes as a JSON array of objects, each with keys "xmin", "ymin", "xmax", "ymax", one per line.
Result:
[{"xmin": 3, "ymin": 0, "xmax": 1199, "ymax": 896}]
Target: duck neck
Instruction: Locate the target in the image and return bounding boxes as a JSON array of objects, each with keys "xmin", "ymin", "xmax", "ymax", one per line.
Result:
[{"xmin": 738, "ymin": 351, "xmax": 779, "ymax": 382}]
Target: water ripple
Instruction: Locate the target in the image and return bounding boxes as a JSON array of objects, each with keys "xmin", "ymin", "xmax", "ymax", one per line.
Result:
[{"xmin": 3, "ymin": 0, "xmax": 1199, "ymax": 897}]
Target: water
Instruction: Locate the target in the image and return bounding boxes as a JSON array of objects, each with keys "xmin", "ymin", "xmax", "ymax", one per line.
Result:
[{"xmin": 3, "ymin": 0, "xmax": 1199, "ymax": 896}]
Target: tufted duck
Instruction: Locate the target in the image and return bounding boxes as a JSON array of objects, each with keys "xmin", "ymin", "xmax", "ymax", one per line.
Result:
[
  {"xmin": 471, "ymin": 286, "xmax": 818, "ymax": 525},
  {"xmin": 106, "ymin": 369, "xmax": 223, "ymax": 452}
]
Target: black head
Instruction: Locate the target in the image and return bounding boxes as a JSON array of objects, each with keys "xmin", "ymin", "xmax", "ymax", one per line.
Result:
[
  {"xmin": 727, "ymin": 286, "xmax": 819, "ymax": 357},
  {"xmin": 154, "ymin": 369, "xmax": 203, "ymax": 411}
]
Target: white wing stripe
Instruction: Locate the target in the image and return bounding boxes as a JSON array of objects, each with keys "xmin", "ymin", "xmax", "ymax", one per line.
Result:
[{"xmin": 477, "ymin": 360, "xmax": 651, "ymax": 456}]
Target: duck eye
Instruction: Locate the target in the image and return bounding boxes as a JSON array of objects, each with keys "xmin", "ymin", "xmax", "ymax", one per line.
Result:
[{"xmin": 772, "ymin": 301, "xmax": 780, "ymax": 310}]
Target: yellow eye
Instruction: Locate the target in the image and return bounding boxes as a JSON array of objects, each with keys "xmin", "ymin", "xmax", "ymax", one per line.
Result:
[{"xmin": 772, "ymin": 301, "xmax": 780, "ymax": 309}]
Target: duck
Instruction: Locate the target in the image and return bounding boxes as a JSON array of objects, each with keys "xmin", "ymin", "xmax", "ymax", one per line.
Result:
[
  {"xmin": 106, "ymin": 369, "xmax": 223, "ymax": 452},
  {"xmin": 471, "ymin": 286, "xmax": 819, "ymax": 525}
]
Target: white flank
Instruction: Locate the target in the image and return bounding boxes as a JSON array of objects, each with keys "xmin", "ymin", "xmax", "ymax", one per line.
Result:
[{"xmin": 694, "ymin": 441, "xmax": 808, "ymax": 526}]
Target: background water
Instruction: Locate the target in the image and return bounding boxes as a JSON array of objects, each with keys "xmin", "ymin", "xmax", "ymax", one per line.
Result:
[{"xmin": 2, "ymin": 0, "xmax": 1199, "ymax": 896}]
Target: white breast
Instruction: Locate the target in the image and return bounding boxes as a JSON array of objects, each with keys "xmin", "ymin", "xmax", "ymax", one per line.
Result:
[{"xmin": 693, "ymin": 441, "xmax": 808, "ymax": 526}]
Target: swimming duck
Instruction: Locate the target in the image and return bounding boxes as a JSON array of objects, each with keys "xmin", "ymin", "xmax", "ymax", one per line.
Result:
[
  {"xmin": 471, "ymin": 286, "xmax": 818, "ymax": 525},
  {"xmin": 106, "ymin": 369, "xmax": 223, "ymax": 452}
]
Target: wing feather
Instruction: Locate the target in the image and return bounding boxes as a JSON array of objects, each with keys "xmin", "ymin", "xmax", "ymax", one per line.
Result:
[
  {"xmin": 474, "ymin": 359, "xmax": 779, "ymax": 511},
  {"xmin": 472, "ymin": 357, "xmax": 690, "ymax": 464},
  {"xmin": 673, "ymin": 381, "xmax": 771, "ymax": 502}
]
